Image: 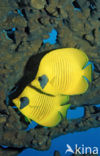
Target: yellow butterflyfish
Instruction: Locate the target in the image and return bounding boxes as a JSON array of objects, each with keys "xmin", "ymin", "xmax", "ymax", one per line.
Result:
[
  {"xmin": 32, "ymin": 48, "xmax": 93, "ymax": 95},
  {"xmin": 12, "ymin": 85, "xmax": 70, "ymax": 127}
]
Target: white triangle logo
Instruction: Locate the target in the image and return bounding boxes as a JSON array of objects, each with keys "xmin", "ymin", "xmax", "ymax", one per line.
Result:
[{"xmin": 65, "ymin": 144, "xmax": 74, "ymax": 154}]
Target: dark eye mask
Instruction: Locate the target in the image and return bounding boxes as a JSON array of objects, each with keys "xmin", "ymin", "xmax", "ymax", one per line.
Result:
[
  {"xmin": 20, "ymin": 97, "xmax": 29, "ymax": 109},
  {"xmin": 38, "ymin": 75, "xmax": 48, "ymax": 89}
]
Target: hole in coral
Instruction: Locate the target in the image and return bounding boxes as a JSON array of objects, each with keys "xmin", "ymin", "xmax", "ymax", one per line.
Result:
[
  {"xmin": 46, "ymin": 0, "xmax": 49, "ymax": 5},
  {"xmin": 98, "ymin": 17, "xmax": 100, "ymax": 21},
  {"xmin": 29, "ymin": 9, "xmax": 33, "ymax": 13},
  {"xmin": 38, "ymin": 17, "xmax": 43, "ymax": 25},
  {"xmin": 15, "ymin": 41, "xmax": 23, "ymax": 52},
  {"xmin": 21, "ymin": 9, "xmax": 28, "ymax": 20},
  {"xmin": 72, "ymin": 0, "xmax": 81, "ymax": 11},
  {"xmin": 67, "ymin": 107, "xmax": 84, "ymax": 119},
  {"xmin": 43, "ymin": 28, "xmax": 57, "ymax": 45},
  {"xmin": 17, "ymin": 0, "xmax": 30, "ymax": 7},
  {"xmin": 96, "ymin": 104, "xmax": 100, "ymax": 108},
  {"xmin": 0, "ymin": 145, "xmax": 8, "ymax": 149},
  {"xmin": 93, "ymin": 106, "xmax": 100, "ymax": 114},
  {"xmin": 89, "ymin": 1, "xmax": 97, "ymax": 16},
  {"xmin": 92, "ymin": 28, "xmax": 95, "ymax": 39},
  {"xmin": 5, "ymin": 28, "xmax": 16, "ymax": 43},
  {"xmin": 82, "ymin": 34, "xmax": 94, "ymax": 46},
  {"xmin": 56, "ymin": 7, "xmax": 60, "ymax": 15},
  {"xmin": 15, "ymin": 9, "xmax": 24, "ymax": 16},
  {"xmin": 25, "ymin": 26, "xmax": 30, "ymax": 35},
  {"xmin": 82, "ymin": 34, "xmax": 86, "ymax": 39},
  {"xmin": 25, "ymin": 121, "xmax": 38, "ymax": 131}
]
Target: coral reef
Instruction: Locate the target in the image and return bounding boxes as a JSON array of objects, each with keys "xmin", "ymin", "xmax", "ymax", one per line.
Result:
[
  {"xmin": 0, "ymin": 146, "xmax": 23, "ymax": 156},
  {"xmin": 54, "ymin": 150, "xmax": 61, "ymax": 156},
  {"xmin": 0, "ymin": 0, "xmax": 100, "ymax": 155}
]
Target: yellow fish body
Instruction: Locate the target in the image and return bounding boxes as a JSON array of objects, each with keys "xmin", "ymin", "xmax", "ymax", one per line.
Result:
[
  {"xmin": 32, "ymin": 48, "xmax": 92, "ymax": 95},
  {"xmin": 12, "ymin": 85, "xmax": 70, "ymax": 127}
]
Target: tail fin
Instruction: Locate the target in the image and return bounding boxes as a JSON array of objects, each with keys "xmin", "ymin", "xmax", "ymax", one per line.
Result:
[
  {"xmin": 83, "ymin": 61, "xmax": 93, "ymax": 82},
  {"xmin": 59, "ymin": 95, "xmax": 70, "ymax": 118}
]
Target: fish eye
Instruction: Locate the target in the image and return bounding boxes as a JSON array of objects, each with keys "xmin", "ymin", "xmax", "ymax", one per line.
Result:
[
  {"xmin": 38, "ymin": 75, "xmax": 48, "ymax": 89},
  {"xmin": 20, "ymin": 97, "xmax": 29, "ymax": 109}
]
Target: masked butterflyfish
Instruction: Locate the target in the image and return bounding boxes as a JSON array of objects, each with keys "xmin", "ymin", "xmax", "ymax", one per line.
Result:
[
  {"xmin": 31, "ymin": 48, "xmax": 93, "ymax": 95},
  {"xmin": 12, "ymin": 85, "xmax": 70, "ymax": 127}
]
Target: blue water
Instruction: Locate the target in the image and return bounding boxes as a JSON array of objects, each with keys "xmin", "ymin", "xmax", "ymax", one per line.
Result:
[
  {"xmin": 67, "ymin": 107, "xmax": 84, "ymax": 119},
  {"xmin": 43, "ymin": 29, "xmax": 57, "ymax": 45},
  {"xmin": 18, "ymin": 127, "xmax": 100, "ymax": 156},
  {"xmin": 25, "ymin": 121, "xmax": 38, "ymax": 131}
]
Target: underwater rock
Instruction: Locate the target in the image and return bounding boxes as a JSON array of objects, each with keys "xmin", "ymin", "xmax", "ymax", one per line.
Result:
[
  {"xmin": 5, "ymin": 106, "xmax": 22, "ymax": 130},
  {"xmin": 0, "ymin": 147, "xmax": 23, "ymax": 156},
  {"xmin": 84, "ymin": 33, "xmax": 94, "ymax": 46},
  {"xmin": 45, "ymin": 0, "xmax": 59, "ymax": 16},
  {"xmin": 94, "ymin": 28, "xmax": 100, "ymax": 46},
  {"xmin": 31, "ymin": 0, "xmax": 46, "ymax": 9},
  {"xmin": 0, "ymin": 0, "xmax": 17, "ymax": 23},
  {"xmin": 12, "ymin": 15, "xmax": 27, "ymax": 28},
  {"xmin": 0, "ymin": 115, "xmax": 6, "ymax": 124},
  {"xmin": 57, "ymin": 24, "xmax": 77, "ymax": 47},
  {"xmin": 0, "ymin": 108, "xmax": 100, "ymax": 151},
  {"xmin": 54, "ymin": 150, "xmax": 61, "ymax": 156}
]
